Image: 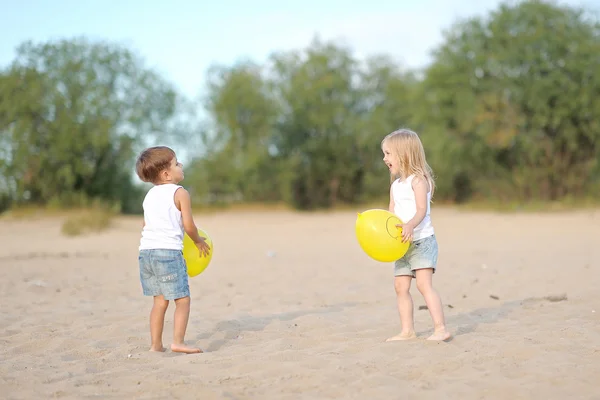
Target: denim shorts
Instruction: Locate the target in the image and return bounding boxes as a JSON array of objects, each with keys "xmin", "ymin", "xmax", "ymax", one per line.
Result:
[
  {"xmin": 138, "ymin": 249, "xmax": 190, "ymax": 300},
  {"xmin": 394, "ymin": 234, "xmax": 438, "ymax": 278}
]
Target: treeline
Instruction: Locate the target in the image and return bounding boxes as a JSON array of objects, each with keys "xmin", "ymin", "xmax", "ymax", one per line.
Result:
[{"xmin": 1, "ymin": 0, "xmax": 599, "ymax": 214}]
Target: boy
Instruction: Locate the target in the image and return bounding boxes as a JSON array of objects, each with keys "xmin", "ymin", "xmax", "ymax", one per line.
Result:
[{"xmin": 136, "ymin": 146, "xmax": 210, "ymax": 353}]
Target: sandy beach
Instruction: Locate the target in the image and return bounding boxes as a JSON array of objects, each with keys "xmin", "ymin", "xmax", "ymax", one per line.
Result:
[{"xmin": 1, "ymin": 207, "xmax": 599, "ymax": 399}]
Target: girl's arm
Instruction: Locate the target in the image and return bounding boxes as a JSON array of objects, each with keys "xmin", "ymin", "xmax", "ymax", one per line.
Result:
[
  {"xmin": 388, "ymin": 184, "xmax": 395, "ymax": 214},
  {"xmin": 405, "ymin": 177, "xmax": 429, "ymax": 229}
]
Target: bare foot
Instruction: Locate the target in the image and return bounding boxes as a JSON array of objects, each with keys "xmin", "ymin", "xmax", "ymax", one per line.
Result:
[
  {"xmin": 149, "ymin": 346, "xmax": 166, "ymax": 352},
  {"xmin": 386, "ymin": 331, "xmax": 417, "ymax": 342},
  {"xmin": 171, "ymin": 343, "xmax": 203, "ymax": 354},
  {"xmin": 427, "ymin": 330, "xmax": 451, "ymax": 341}
]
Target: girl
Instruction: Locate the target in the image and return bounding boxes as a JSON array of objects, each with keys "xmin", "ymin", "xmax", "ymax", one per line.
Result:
[{"xmin": 381, "ymin": 129, "xmax": 451, "ymax": 342}]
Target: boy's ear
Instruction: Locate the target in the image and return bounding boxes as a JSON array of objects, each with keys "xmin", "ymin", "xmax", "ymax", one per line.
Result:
[{"xmin": 160, "ymin": 168, "xmax": 170, "ymax": 180}]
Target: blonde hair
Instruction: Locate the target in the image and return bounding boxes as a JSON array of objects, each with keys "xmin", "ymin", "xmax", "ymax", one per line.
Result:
[{"xmin": 381, "ymin": 129, "xmax": 435, "ymax": 196}]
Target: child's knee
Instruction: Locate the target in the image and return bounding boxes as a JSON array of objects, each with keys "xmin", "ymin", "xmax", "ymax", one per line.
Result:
[
  {"xmin": 153, "ymin": 295, "xmax": 169, "ymax": 309},
  {"xmin": 416, "ymin": 279, "xmax": 432, "ymax": 295},
  {"xmin": 174, "ymin": 296, "xmax": 191, "ymax": 307},
  {"xmin": 394, "ymin": 278, "xmax": 411, "ymax": 295}
]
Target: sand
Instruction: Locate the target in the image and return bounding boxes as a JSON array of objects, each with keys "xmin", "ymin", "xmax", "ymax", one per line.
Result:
[{"xmin": 1, "ymin": 207, "xmax": 599, "ymax": 399}]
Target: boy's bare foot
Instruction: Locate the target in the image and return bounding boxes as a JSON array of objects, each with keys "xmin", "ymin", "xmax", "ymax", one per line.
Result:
[
  {"xmin": 427, "ymin": 330, "xmax": 451, "ymax": 341},
  {"xmin": 149, "ymin": 346, "xmax": 166, "ymax": 352},
  {"xmin": 171, "ymin": 343, "xmax": 203, "ymax": 354},
  {"xmin": 386, "ymin": 331, "xmax": 417, "ymax": 341}
]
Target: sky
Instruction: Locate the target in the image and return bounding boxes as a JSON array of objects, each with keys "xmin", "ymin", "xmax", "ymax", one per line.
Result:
[{"xmin": 2, "ymin": 0, "xmax": 596, "ymax": 100}]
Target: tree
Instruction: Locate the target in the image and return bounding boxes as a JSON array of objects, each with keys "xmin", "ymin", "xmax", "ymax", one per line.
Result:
[
  {"xmin": 267, "ymin": 39, "xmax": 364, "ymax": 208},
  {"xmin": 0, "ymin": 37, "xmax": 181, "ymax": 212},
  {"xmin": 190, "ymin": 61, "xmax": 280, "ymax": 203},
  {"xmin": 422, "ymin": 0, "xmax": 600, "ymax": 202},
  {"xmin": 192, "ymin": 39, "xmax": 427, "ymax": 209}
]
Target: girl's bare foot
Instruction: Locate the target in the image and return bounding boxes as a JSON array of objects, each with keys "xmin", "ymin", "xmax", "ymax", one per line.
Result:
[
  {"xmin": 427, "ymin": 329, "xmax": 451, "ymax": 341},
  {"xmin": 171, "ymin": 343, "xmax": 203, "ymax": 354},
  {"xmin": 149, "ymin": 346, "xmax": 166, "ymax": 352},
  {"xmin": 386, "ymin": 331, "xmax": 417, "ymax": 341}
]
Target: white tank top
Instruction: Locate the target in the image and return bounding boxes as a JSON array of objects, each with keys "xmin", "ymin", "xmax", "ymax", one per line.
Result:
[
  {"xmin": 392, "ymin": 175, "xmax": 435, "ymax": 241},
  {"xmin": 139, "ymin": 184, "xmax": 184, "ymax": 250}
]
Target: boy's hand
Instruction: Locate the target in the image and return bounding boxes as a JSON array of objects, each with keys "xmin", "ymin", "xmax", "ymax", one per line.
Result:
[
  {"xmin": 396, "ymin": 223, "xmax": 414, "ymax": 243},
  {"xmin": 195, "ymin": 237, "xmax": 210, "ymax": 257}
]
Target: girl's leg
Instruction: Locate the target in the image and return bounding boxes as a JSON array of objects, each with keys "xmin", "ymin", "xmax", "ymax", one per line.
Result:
[
  {"xmin": 415, "ymin": 268, "xmax": 451, "ymax": 341},
  {"xmin": 386, "ymin": 275, "xmax": 417, "ymax": 341},
  {"xmin": 150, "ymin": 295, "xmax": 169, "ymax": 352},
  {"xmin": 171, "ymin": 296, "xmax": 202, "ymax": 353}
]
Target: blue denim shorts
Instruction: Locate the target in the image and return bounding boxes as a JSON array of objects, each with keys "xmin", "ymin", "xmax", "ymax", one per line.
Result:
[
  {"xmin": 394, "ymin": 234, "xmax": 438, "ymax": 278},
  {"xmin": 138, "ymin": 249, "xmax": 190, "ymax": 300}
]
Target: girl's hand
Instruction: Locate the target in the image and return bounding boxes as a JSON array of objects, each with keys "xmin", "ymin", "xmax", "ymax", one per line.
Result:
[
  {"xmin": 396, "ymin": 223, "xmax": 414, "ymax": 243},
  {"xmin": 195, "ymin": 237, "xmax": 210, "ymax": 257}
]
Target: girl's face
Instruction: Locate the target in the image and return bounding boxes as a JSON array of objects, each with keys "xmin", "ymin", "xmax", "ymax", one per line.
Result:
[{"xmin": 381, "ymin": 141, "xmax": 398, "ymax": 175}]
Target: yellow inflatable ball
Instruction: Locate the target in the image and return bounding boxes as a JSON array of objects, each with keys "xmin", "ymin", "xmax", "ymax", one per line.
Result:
[
  {"xmin": 182, "ymin": 229, "xmax": 213, "ymax": 277},
  {"xmin": 355, "ymin": 209, "xmax": 410, "ymax": 262}
]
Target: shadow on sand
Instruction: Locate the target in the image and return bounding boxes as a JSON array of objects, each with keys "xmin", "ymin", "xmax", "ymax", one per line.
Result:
[
  {"xmin": 416, "ymin": 294, "xmax": 566, "ymax": 340},
  {"xmin": 195, "ymin": 301, "xmax": 359, "ymax": 352}
]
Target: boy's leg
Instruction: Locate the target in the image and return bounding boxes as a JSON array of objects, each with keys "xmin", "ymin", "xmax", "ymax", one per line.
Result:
[
  {"xmin": 171, "ymin": 296, "xmax": 202, "ymax": 353},
  {"xmin": 140, "ymin": 250, "xmax": 167, "ymax": 351},
  {"xmin": 150, "ymin": 295, "xmax": 169, "ymax": 352},
  {"xmin": 386, "ymin": 275, "xmax": 417, "ymax": 341},
  {"xmin": 165, "ymin": 251, "xmax": 201, "ymax": 353},
  {"xmin": 152, "ymin": 249, "xmax": 202, "ymax": 354},
  {"xmin": 415, "ymin": 268, "xmax": 451, "ymax": 341}
]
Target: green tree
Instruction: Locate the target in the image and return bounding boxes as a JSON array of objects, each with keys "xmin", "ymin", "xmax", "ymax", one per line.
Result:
[
  {"xmin": 357, "ymin": 55, "xmax": 420, "ymax": 200},
  {"xmin": 0, "ymin": 37, "xmax": 180, "ymax": 212},
  {"xmin": 192, "ymin": 39, "xmax": 428, "ymax": 209},
  {"xmin": 422, "ymin": 0, "xmax": 600, "ymax": 202},
  {"xmin": 267, "ymin": 39, "xmax": 364, "ymax": 209},
  {"xmin": 188, "ymin": 61, "xmax": 280, "ymax": 204}
]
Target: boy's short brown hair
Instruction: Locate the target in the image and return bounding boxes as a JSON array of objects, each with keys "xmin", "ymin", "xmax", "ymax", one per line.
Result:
[{"xmin": 135, "ymin": 146, "xmax": 176, "ymax": 183}]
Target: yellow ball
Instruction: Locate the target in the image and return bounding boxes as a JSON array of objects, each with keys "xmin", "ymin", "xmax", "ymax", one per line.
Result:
[
  {"xmin": 182, "ymin": 229, "xmax": 213, "ymax": 277},
  {"xmin": 355, "ymin": 209, "xmax": 410, "ymax": 262}
]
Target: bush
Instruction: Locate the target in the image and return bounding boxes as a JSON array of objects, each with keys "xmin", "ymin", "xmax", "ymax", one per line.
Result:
[{"xmin": 61, "ymin": 204, "xmax": 117, "ymax": 236}]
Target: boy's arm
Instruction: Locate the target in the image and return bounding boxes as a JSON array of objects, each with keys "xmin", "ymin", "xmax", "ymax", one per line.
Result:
[
  {"xmin": 174, "ymin": 187, "xmax": 205, "ymax": 244},
  {"xmin": 405, "ymin": 177, "xmax": 428, "ymax": 229}
]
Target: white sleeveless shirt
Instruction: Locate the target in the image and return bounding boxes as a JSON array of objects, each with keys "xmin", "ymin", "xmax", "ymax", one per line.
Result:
[
  {"xmin": 391, "ymin": 175, "xmax": 435, "ymax": 241},
  {"xmin": 139, "ymin": 184, "xmax": 184, "ymax": 250}
]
